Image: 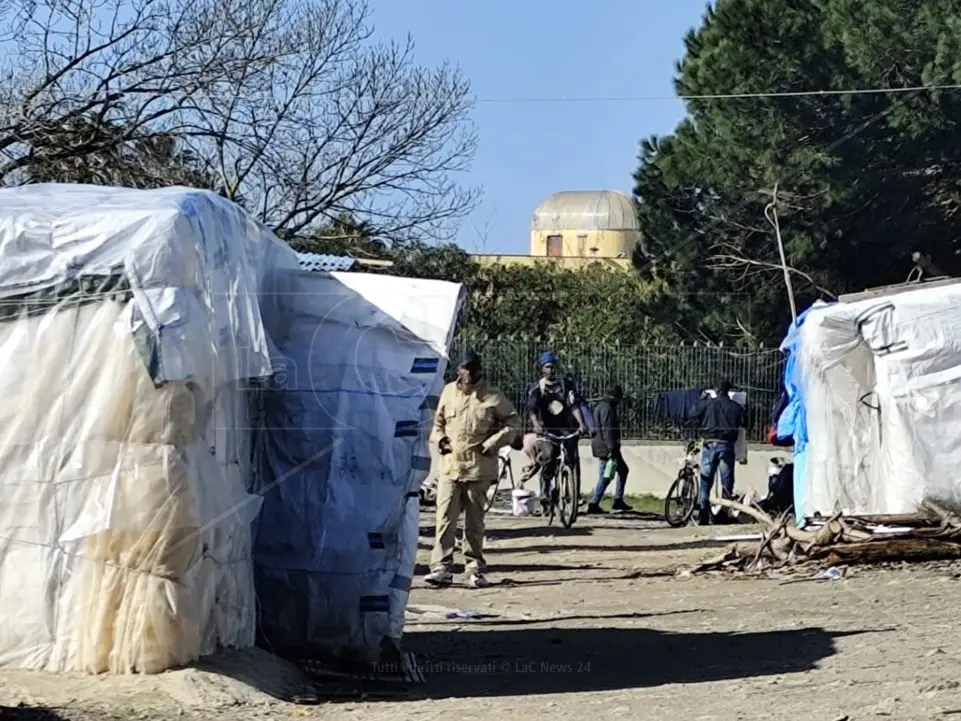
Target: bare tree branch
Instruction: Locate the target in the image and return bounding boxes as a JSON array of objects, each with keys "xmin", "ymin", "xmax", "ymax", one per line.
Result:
[
  {"xmin": 0, "ymin": 0, "xmax": 479, "ymax": 241},
  {"xmin": 707, "ymin": 241, "xmax": 838, "ymax": 299}
]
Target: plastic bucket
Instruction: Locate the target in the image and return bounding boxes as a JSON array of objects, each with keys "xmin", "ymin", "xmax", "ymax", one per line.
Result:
[{"xmin": 511, "ymin": 489, "xmax": 536, "ymax": 517}]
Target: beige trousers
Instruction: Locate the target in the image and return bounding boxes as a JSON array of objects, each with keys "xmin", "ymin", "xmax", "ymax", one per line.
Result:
[{"xmin": 430, "ymin": 477, "xmax": 490, "ymax": 574}]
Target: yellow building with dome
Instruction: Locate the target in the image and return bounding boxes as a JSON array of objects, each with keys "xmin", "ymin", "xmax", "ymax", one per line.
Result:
[{"xmin": 471, "ymin": 189, "xmax": 642, "ymax": 269}]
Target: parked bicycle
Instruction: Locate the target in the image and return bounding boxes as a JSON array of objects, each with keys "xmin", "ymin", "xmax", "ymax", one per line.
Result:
[
  {"xmin": 541, "ymin": 430, "xmax": 581, "ymax": 528},
  {"xmin": 664, "ymin": 439, "xmax": 725, "ymax": 527},
  {"xmin": 664, "ymin": 440, "xmax": 699, "ymax": 527}
]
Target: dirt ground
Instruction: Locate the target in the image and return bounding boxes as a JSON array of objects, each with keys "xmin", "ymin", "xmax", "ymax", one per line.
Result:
[{"xmin": 5, "ymin": 509, "xmax": 961, "ymax": 721}]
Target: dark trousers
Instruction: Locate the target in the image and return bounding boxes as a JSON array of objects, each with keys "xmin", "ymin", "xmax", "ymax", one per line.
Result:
[
  {"xmin": 699, "ymin": 440, "xmax": 735, "ymax": 515},
  {"xmin": 591, "ymin": 449, "xmax": 629, "ymax": 504},
  {"xmin": 540, "ymin": 437, "xmax": 579, "ymax": 499}
]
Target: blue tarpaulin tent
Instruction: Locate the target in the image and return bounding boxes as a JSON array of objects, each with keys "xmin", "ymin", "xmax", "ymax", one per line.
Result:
[{"xmin": 777, "ymin": 302, "xmax": 834, "ymax": 523}]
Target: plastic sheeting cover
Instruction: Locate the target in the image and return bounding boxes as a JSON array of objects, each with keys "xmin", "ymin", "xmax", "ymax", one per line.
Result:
[
  {"xmin": 0, "ymin": 185, "xmax": 299, "ymax": 673},
  {"xmin": 777, "ymin": 302, "xmax": 833, "ymax": 522},
  {"xmin": 251, "ymin": 270, "xmax": 464, "ymax": 664},
  {"xmin": 798, "ymin": 281, "xmax": 961, "ymax": 516}
]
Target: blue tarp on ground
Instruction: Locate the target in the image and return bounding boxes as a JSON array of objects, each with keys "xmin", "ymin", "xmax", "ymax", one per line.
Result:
[{"xmin": 249, "ymin": 270, "xmax": 463, "ymax": 664}]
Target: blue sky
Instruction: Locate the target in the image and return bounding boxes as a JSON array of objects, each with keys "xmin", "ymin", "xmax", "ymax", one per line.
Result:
[{"xmin": 372, "ymin": 0, "xmax": 710, "ymax": 254}]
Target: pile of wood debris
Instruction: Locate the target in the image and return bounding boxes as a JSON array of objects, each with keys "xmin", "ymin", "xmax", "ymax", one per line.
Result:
[{"xmin": 687, "ymin": 497, "xmax": 961, "ymax": 575}]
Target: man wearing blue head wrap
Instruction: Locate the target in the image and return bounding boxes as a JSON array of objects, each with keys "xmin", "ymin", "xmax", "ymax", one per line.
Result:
[
  {"xmin": 527, "ymin": 350, "xmax": 586, "ymax": 516},
  {"xmin": 537, "ymin": 350, "xmax": 558, "ymax": 367}
]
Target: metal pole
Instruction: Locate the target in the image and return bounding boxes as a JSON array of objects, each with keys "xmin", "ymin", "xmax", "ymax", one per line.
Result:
[{"xmin": 765, "ymin": 182, "xmax": 798, "ymax": 323}]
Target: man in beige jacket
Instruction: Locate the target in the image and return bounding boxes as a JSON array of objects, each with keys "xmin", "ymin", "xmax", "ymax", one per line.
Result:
[{"xmin": 426, "ymin": 350, "xmax": 520, "ymax": 588}]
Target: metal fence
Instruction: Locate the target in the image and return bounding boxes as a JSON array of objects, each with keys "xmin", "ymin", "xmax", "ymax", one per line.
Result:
[{"xmin": 448, "ymin": 336, "xmax": 784, "ymax": 442}]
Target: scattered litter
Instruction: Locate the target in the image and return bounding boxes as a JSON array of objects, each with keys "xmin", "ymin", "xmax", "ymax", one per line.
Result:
[
  {"xmin": 446, "ymin": 610, "xmax": 483, "ymax": 620},
  {"xmin": 815, "ymin": 566, "xmax": 845, "ymax": 581},
  {"xmin": 869, "ymin": 525, "xmax": 916, "ymax": 535},
  {"xmin": 713, "ymin": 533, "xmax": 763, "ymax": 542}
]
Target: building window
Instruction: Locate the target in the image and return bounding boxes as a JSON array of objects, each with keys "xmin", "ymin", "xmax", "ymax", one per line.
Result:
[{"xmin": 547, "ymin": 235, "xmax": 563, "ymax": 257}]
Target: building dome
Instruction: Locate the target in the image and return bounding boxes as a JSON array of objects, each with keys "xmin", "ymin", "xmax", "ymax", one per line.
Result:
[{"xmin": 531, "ymin": 190, "xmax": 640, "ymax": 232}]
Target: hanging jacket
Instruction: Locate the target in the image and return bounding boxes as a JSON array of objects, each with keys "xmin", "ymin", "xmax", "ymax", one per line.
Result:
[{"xmin": 652, "ymin": 387, "xmax": 705, "ymax": 425}]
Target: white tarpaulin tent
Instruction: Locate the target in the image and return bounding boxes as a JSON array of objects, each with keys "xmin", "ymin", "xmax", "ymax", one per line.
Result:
[
  {"xmin": 797, "ymin": 279, "xmax": 961, "ymax": 517},
  {"xmin": 0, "ymin": 183, "xmax": 464, "ymax": 674},
  {"xmin": 0, "ymin": 184, "xmax": 299, "ymax": 673}
]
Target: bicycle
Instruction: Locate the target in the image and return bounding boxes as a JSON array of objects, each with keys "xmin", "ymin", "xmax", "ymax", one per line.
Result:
[
  {"xmin": 664, "ymin": 440, "xmax": 700, "ymax": 527},
  {"xmin": 664, "ymin": 439, "xmax": 727, "ymax": 527},
  {"xmin": 541, "ymin": 430, "xmax": 581, "ymax": 528}
]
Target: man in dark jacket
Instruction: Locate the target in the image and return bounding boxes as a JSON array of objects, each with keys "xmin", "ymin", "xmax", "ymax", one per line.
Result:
[
  {"xmin": 689, "ymin": 379, "xmax": 748, "ymax": 525},
  {"xmin": 587, "ymin": 385, "xmax": 632, "ymax": 514}
]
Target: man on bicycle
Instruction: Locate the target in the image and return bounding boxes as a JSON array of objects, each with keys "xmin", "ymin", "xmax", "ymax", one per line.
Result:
[{"xmin": 526, "ymin": 351, "xmax": 586, "ymax": 516}]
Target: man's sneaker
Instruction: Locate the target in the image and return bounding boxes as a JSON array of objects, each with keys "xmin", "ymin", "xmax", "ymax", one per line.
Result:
[
  {"xmin": 587, "ymin": 502, "xmax": 607, "ymax": 515},
  {"xmin": 424, "ymin": 568, "xmax": 453, "ymax": 587},
  {"xmin": 612, "ymin": 499, "xmax": 633, "ymax": 512},
  {"xmin": 467, "ymin": 573, "xmax": 491, "ymax": 589}
]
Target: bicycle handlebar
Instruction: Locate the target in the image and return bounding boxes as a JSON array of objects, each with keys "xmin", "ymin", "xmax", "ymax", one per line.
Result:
[{"xmin": 540, "ymin": 430, "xmax": 581, "ymax": 443}]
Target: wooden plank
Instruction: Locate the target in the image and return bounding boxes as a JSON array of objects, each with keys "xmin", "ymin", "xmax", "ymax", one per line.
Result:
[
  {"xmin": 814, "ymin": 538, "xmax": 961, "ymax": 565},
  {"xmin": 844, "ymin": 513, "xmax": 939, "ymax": 527}
]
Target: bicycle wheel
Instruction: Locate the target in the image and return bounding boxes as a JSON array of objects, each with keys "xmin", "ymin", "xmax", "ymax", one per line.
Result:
[
  {"xmin": 664, "ymin": 469, "xmax": 697, "ymax": 528},
  {"xmin": 557, "ymin": 464, "xmax": 578, "ymax": 528}
]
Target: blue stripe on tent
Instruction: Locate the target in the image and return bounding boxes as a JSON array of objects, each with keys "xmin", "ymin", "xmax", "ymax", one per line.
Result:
[
  {"xmin": 394, "ymin": 421, "xmax": 419, "ymax": 438},
  {"xmin": 359, "ymin": 595, "xmax": 390, "ymax": 613},
  {"xmin": 410, "ymin": 357, "xmax": 439, "ymax": 374},
  {"xmin": 367, "ymin": 532, "xmax": 386, "ymax": 550}
]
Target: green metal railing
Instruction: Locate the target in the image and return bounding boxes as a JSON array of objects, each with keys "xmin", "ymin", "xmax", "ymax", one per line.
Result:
[{"xmin": 449, "ymin": 335, "xmax": 784, "ymax": 442}]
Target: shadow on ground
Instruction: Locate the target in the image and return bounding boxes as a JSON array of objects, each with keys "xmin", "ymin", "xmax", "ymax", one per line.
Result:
[
  {"xmin": 408, "ymin": 610, "xmax": 703, "ymax": 627},
  {"xmin": 0, "ymin": 710, "xmax": 65, "ymax": 721},
  {"xmin": 414, "ymin": 561, "xmax": 604, "ymax": 575},
  {"xmin": 403, "ymin": 626, "xmax": 869, "ymax": 698},
  {"xmin": 420, "ymin": 524, "xmax": 595, "ymax": 541},
  {"xmin": 485, "ymin": 526, "xmax": 594, "ymax": 540},
  {"xmin": 491, "ymin": 538, "xmax": 734, "ymax": 555}
]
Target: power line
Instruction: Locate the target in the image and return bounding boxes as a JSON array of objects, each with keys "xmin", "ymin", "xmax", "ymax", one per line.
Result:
[{"xmin": 473, "ymin": 83, "xmax": 961, "ymax": 104}]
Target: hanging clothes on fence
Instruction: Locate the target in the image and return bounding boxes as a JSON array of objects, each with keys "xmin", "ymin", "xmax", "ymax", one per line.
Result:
[{"xmin": 651, "ymin": 387, "xmax": 705, "ymax": 425}]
